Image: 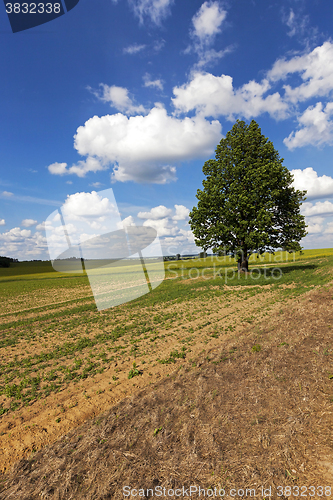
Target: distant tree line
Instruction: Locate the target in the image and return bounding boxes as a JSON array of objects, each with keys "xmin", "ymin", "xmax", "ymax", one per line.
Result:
[{"xmin": 0, "ymin": 256, "xmax": 17, "ymax": 268}]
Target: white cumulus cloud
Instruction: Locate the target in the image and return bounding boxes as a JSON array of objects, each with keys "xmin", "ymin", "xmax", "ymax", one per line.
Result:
[
  {"xmin": 268, "ymin": 41, "xmax": 333, "ymax": 103},
  {"xmin": 61, "ymin": 191, "xmax": 118, "ymax": 220},
  {"xmin": 172, "ymin": 72, "xmax": 288, "ymax": 120},
  {"xmin": 138, "ymin": 205, "xmax": 172, "ymax": 219},
  {"xmin": 134, "ymin": 204, "xmax": 194, "ymax": 250},
  {"xmin": 89, "ymin": 84, "xmax": 146, "ymax": 115},
  {"xmin": 192, "ymin": 1, "xmax": 227, "ymax": 43},
  {"xmin": 265, "ymin": 41, "xmax": 333, "ymax": 148},
  {"xmin": 0, "ymin": 219, "xmax": 5, "ymax": 226},
  {"xmin": 67, "ymin": 157, "xmax": 106, "ymax": 178},
  {"xmin": 284, "ymin": 102, "xmax": 333, "ymax": 149},
  {"xmin": 143, "ymin": 73, "xmax": 164, "ymax": 91},
  {"xmin": 73, "ymin": 104, "xmax": 222, "ymax": 183},
  {"xmin": 324, "ymin": 221, "xmax": 333, "ymax": 234},
  {"xmin": 301, "ymin": 201, "xmax": 333, "ymax": 217},
  {"xmin": 43, "ymin": 191, "xmax": 122, "ymax": 252},
  {"xmin": 142, "ymin": 217, "xmax": 177, "ymax": 237},
  {"xmin": 0, "ymin": 227, "xmax": 48, "ymax": 260},
  {"xmin": 117, "ymin": 215, "xmax": 136, "ymax": 229},
  {"xmin": 21, "ymin": 219, "xmax": 37, "ymax": 228},
  {"xmin": 172, "ymin": 205, "xmax": 190, "ymax": 221},
  {"xmin": 36, "ymin": 221, "xmax": 47, "ymax": 231},
  {"xmin": 47, "ymin": 162, "xmax": 68, "ymax": 175},
  {"xmin": 187, "ymin": 1, "xmax": 229, "ymax": 68},
  {"xmin": 48, "ymin": 157, "xmax": 106, "ymax": 178},
  {"xmin": 291, "ymin": 167, "xmax": 333, "ymax": 199},
  {"xmin": 305, "ymin": 218, "xmax": 324, "ymax": 234},
  {"xmin": 0, "ymin": 227, "xmax": 32, "ymax": 242}
]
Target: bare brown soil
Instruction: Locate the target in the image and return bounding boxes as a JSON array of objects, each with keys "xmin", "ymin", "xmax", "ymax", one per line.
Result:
[
  {"xmin": 0, "ymin": 286, "xmax": 278, "ymax": 473},
  {"xmin": 1, "ymin": 283, "xmax": 333, "ymax": 498}
]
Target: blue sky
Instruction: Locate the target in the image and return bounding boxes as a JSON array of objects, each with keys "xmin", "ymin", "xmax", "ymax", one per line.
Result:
[{"xmin": 1, "ymin": 0, "xmax": 333, "ymax": 260}]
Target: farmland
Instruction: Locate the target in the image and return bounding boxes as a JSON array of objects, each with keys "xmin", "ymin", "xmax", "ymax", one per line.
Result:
[{"xmin": 0, "ymin": 250, "xmax": 333, "ymax": 497}]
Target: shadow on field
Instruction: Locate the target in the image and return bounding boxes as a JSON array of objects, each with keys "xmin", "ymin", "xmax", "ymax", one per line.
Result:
[
  {"xmin": 253, "ymin": 263, "xmax": 317, "ymax": 274},
  {"xmin": 1, "ymin": 283, "xmax": 333, "ymax": 499},
  {"xmin": 170, "ymin": 263, "xmax": 318, "ymax": 275}
]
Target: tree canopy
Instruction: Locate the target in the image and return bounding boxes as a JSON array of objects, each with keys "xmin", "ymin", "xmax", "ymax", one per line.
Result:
[
  {"xmin": 189, "ymin": 119, "xmax": 308, "ymax": 271},
  {"xmin": 0, "ymin": 256, "xmax": 15, "ymax": 268}
]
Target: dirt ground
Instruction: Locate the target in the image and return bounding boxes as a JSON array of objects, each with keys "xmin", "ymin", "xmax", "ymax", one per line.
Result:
[
  {"xmin": 0, "ymin": 285, "xmax": 278, "ymax": 473},
  {"xmin": 1, "ymin": 281, "xmax": 333, "ymax": 498}
]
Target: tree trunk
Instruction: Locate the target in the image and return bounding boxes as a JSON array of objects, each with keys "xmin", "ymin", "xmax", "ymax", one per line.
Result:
[
  {"xmin": 237, "ymin": 250, "xmax": 249, "ymax": 272},
  {"xmin": 241, "ymin": 257, "xmax": 249, "ymax": 272}
]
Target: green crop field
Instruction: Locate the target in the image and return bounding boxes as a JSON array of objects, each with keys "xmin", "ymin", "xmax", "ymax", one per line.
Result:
[{"xmin": 0, "ymin": 250, "xmax": 332, "ymax": 411}]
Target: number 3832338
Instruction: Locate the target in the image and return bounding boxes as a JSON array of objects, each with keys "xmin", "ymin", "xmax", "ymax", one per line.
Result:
[{"xmin": 5, "ymin": 3, "xmax": 61, "ymax": 14}]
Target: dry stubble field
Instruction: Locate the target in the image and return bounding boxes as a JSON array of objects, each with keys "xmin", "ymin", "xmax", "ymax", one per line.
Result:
[{"xmin": 1, "ymin": 252, "xmax": 333, "ymax": 498}]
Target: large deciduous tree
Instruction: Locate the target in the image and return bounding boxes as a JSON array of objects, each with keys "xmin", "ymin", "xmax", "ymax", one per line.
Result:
[{"xmin": 189, "ymin": 120, "xmax": 308, "ymax": 272}]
